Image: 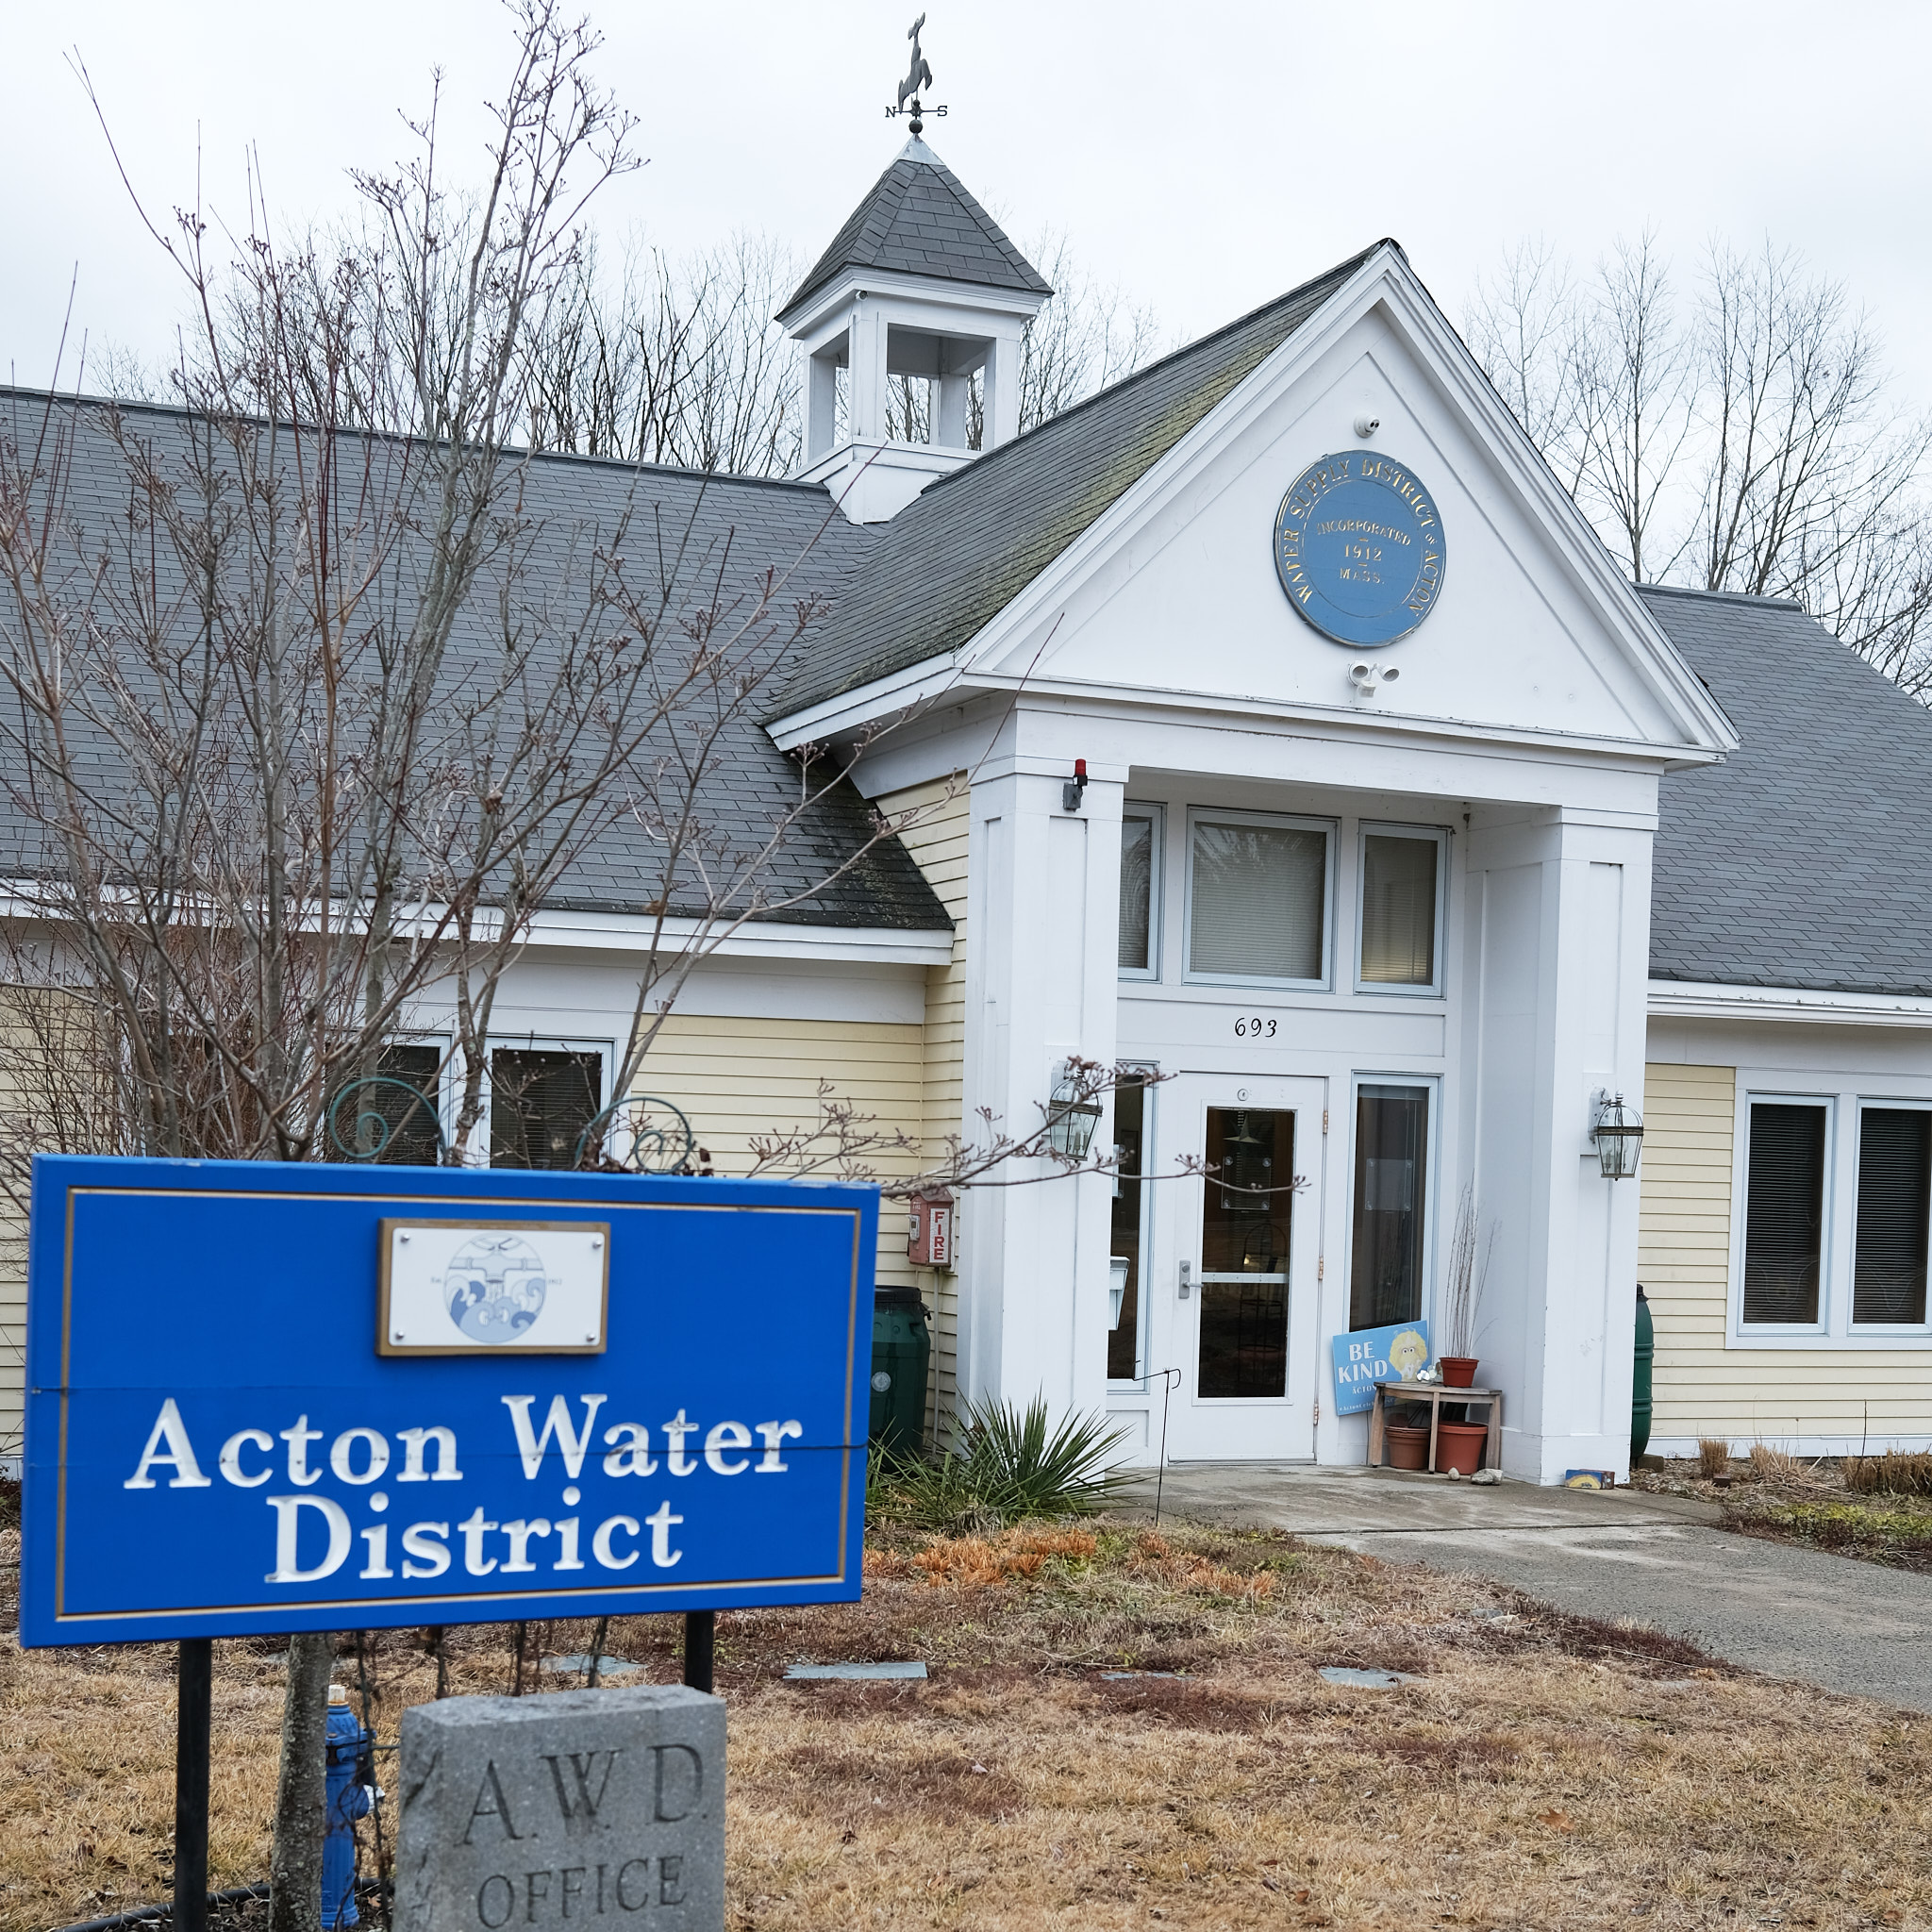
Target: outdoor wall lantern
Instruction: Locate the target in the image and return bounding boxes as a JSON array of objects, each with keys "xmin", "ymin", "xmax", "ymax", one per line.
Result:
[
  {"xmin": 1591, "ymin": 1091, "xmax": 1645, "ymax": 1180},
  {"xmin": 1046, "ymin": 1065, "xmax": 1103, "ymax": 1158}
]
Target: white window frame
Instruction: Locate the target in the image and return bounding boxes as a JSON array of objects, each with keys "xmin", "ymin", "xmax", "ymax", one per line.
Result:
[
  {"xmin": 1117, "ymin": 802, "xmax": 1165, "ymax": 983},
  {"xmin": 1341, "ymin": 1072, "xmax": 1441, "ymax": 1340},
  {"xmin": 1108, "ymin": 1059, "xmax": 1161, "ymax": 1386},
  {"xmin": 478, "ymin": 1033, "xmax": 617, "ymax": 1171},
  {"xmin": 1849, "ymin": 1096, "xmax": 1932, "ymax": 1338},
  {"xmin": 1730, "ymin": 1090, "xmax": 1835, "ymax": 1341},
  {"xmin": 1354, "ymin": 821, "xmax": 1449, "ymax": 999},
  {"xmin": 1181, "ymin": 805, "xmax": 1336, "ymax": 991}
]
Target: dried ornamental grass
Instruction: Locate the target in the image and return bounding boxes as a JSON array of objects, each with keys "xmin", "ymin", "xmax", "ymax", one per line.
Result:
[
  {"xmin": 1697, "ymin": 1436, "xmax": 1732, "ymax": 1477},
  {"xmin": 5, "ymin": 1517, "xmax": 1932, "ymax": 1932},
  {"xmin": 1845, "ymin": 1449, "xmax": 1932, "ymax": 1496}
]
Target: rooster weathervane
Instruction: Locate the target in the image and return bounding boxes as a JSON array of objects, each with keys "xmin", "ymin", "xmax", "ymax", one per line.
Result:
[{"xmin": 886, "ymin": 14, "xmax": 946, "ymax": 135}]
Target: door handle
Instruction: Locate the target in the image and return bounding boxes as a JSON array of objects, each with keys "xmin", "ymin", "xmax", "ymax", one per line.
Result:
[{"xmin": 1178, "ymin": 1260, "xmax": 1192, "ymax": 1300}]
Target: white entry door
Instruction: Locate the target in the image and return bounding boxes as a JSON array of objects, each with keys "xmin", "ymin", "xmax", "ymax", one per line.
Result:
[{"xmin": 1158, "ymin": 1074, "xmax": 1325, "ymax": 1461}]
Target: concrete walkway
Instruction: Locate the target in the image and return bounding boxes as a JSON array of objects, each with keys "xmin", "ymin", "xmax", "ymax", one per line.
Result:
[{"xmin": 1124, "ymin": 1461, "xmax": 1932, "ymax": 1712}]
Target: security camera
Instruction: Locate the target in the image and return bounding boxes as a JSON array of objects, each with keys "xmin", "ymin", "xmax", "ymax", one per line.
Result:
[
  {"xmin": 1353, "ymin": 412, "xmax": 1382, "ymax": 439},
  {"xmin": 1349, "ymin": 661, "xmax": 1401, "ymax": 696}
]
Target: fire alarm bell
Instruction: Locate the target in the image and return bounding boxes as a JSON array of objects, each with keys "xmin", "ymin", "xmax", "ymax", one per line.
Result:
[{"xmin": 907, "ymin": 1188, "xmax": 955, "ymax": 1269}]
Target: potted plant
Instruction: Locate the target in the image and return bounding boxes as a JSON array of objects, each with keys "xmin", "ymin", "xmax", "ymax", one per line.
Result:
[{"xmin": 1438, "ymin": 1185, "xmax": 1492, "ymax": 1390}]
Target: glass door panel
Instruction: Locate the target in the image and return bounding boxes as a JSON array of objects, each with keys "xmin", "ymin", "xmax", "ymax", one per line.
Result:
[{"xmin": 1198, "ymin": 1107, "xmax": 1291, "ymax": 1398}]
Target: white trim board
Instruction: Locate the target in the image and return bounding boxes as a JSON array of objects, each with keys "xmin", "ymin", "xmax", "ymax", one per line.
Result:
[{"xmin": 1648, "ymin": 981, "xmax": 1932, "ymax": 1027}]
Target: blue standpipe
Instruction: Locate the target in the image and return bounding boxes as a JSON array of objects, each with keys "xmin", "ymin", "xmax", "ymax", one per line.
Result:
[{"xmin": 323, "ymin": 1690, "xmax": 375, "ymax": 1929}]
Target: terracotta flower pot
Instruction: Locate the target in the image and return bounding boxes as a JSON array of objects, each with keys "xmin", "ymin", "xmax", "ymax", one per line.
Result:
[
  {"xmin": 1438, "ymin": 1355, "xmax": 1479, "ymax": 1389},
  {"xmin": 1436, "ymin": 1420, "xmax": 1490, "ymax": 1475},
  {"xmin": 1385, "ymin": 1424, "xmax": 1431, "ymax": 1471}
]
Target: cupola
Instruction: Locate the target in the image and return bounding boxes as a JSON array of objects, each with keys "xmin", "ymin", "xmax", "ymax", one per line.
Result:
[{"xmin": 778, "ymin": 134, "xmax": 1051, "ymax": 523}]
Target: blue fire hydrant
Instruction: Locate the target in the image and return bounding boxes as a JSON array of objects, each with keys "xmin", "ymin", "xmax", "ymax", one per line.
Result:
[{"xmin": 323, "ymin": 1688, "xmax": 375, "ymax": 1929}]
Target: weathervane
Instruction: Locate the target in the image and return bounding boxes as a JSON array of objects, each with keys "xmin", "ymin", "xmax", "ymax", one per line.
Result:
[{"xmin": 885, "ymin": 13, "xmax": 946, "ymax": 135}]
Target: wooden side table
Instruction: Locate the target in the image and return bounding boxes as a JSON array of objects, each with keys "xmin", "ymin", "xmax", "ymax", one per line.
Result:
[{"xmin": 1366, "ymin": 1380, "xmax": 1503, "ymax": 1474}]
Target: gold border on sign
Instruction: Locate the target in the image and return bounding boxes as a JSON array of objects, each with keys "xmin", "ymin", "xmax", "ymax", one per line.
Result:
[
  {"xmin": 376, "ymin": 1218, "xmax": 613, "ymax": 1356},
  {"xmin": 52, "ymin": 1185, "xmax": 868, "ymax": 1623}
]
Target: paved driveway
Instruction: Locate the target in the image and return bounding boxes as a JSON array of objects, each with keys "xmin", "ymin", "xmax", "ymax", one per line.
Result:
[{"xmin": 1124, "ymin": 1461, "xmax": 1932, "ymax": 1712}]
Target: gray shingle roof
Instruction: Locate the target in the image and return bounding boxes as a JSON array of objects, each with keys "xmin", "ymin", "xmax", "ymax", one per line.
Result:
[
  {"xmin": 1644, "ymin": 584, "xmax": 1932, "ymax": 997},
  {"xmin": 777, "ymin": 138, "xmax": 1051, "ymax": 325},
  {"xmin": 770, "ymin": 244, "xmax": 1386, "ymax": 719},
  {"xmin": 0, "ymin": 391, "xmax": 944, "ymax": 934}
]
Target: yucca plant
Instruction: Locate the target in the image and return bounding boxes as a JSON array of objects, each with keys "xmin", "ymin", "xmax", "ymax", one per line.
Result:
[{"xmin": 882, "ymin": 1394, "xmax": 1135, "ymax": 1532}]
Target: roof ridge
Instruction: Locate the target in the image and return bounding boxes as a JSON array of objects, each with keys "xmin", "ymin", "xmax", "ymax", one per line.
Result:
[
  {"xmin": 0, "ymin": 386, "xmax": 844, "ymax": 496},
  {"xmin": 1638, "ymin": 582, "xmax": 1804, "ymax": 611}
]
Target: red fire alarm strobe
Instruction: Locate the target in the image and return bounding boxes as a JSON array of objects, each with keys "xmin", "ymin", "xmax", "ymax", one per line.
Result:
[{"xmin": 907, "ymin": 1188, "xmax": 955, "ymax": 1269}]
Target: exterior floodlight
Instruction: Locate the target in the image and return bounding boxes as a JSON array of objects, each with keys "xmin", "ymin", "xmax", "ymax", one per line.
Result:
[
  {"xmin": 1592, "ymin": 1091, "xmax": 1644, "ymax": 1180},
  {"xmin": 1046, "ymin": 1068, "xmax": 1102, "ymax": 1159}
]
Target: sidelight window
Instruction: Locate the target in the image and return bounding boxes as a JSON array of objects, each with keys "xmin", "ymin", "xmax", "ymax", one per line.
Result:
[{"xmin": 1349, "ymin": 1083, "xmax": 1430, "ymax": 1329}]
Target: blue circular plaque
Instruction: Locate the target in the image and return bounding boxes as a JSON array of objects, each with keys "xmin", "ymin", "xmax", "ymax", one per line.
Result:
[{"xmin": 1273, "ymin": 452, "xmax": 1446, "ymax": 647}]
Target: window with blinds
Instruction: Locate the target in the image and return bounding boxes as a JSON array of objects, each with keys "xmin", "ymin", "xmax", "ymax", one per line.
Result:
[
  {"xmin": 1187, "ymin": 813, "xmax": 1329, "ymax": 983},
  {"xmin": 1118, "ymin": 810, "xmax": 1159, "ymax": 974},
  {"xmin": 325, "ymin": 1043, "xmax": 444, "ymax": 1165},
  {"xmin": 1359, "ymin": 831, "xmax": 1441, "ymax": 990},
  {"xmin": 490, "ymin": 1048, "xmax": 604, "ymax": 1170},
  {"xmin": 1855, "ymin": 1107, "xmax": 1932, "ymax": 1325},
  {"xmin": 1742, "ymin": 1101, "xmax": 1828, "ymax": 1324}
]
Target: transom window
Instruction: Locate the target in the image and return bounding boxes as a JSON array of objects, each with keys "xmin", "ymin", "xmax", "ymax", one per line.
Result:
[
  {"xmin": 1357, "ymin": 825, "xmax": 1445, "ymax": 994},
  {"xmin": 1184, "ymin": 808, "xmax": 1333, "ymax": 988}
]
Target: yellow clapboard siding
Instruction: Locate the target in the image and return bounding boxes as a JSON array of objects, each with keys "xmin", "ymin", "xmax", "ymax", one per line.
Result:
[
  {"xmin": 634, "ymin": 1009, "xmax": 925, "ymax": 1293},
  {"xmin": 881, "ymin": 774, "xmax": 970, "ymax": 1443},
  {"xmin": 1638, "ymin": 1058, "xmax": 1932, "ymax": 1438}
]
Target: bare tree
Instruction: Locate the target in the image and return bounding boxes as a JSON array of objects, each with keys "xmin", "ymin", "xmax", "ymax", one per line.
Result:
[
  {"xmin": 1467, "ymin": 233, "xmax": 1932, "ymax": 693},
  {"xmin": 1015, "ymin": 228, "xmax": 1163, "ymax": 434}
]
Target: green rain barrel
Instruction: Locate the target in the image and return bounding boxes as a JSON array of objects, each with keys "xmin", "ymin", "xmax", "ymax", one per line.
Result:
[
  {"xmin": 869, "ymin": 1287, "xmax": 932, "ymax": 1461},
  {"xmin": 1631, "ymin": 1283, "xmax": 1655, "ymax": 1465}
]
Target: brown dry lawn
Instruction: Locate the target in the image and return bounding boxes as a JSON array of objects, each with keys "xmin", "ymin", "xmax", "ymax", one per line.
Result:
[{"xmin": 4, "ymin": 1512, "xmax": 1931, "ymax": 1932}]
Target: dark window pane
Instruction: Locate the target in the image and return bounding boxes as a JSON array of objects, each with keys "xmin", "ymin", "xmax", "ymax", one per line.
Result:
[
  {"xmin": 1108, "ymin": 1080, "xmax": 1146, "ymax": 1380},
  {"xmin": 1855, "ymin": 1108, "xmax": 1931, "ymax": 1325},
  {"xmin": 326, "ymin": 1044, "xmax": 442, "ymax": 1165},
  {"xmin": 1197, "ymin": 1108, "xmax": 1290, "ymax": 1397},
  {"xmin": 1350, "ymin": 1085, "xmax": 1428, "ymax": 1329},
  {"xmin": 491, "ymin": 1049, "xmax": 603, "ymax": 1170},
  {"xmin": 1743, "ymin": 1103, "xmax": 1826, "ymax": 1324},
  {"xmin": 1189, "ymin": 819, "xmax": 1325, "ymax": 980},
  {"xmin": 1360, "ymin": 835, "xmax": 1439, "ymax": 986},
  {"xmin": 1119, "ymin": 816, "xmax": 1154, "ymax": 972}
]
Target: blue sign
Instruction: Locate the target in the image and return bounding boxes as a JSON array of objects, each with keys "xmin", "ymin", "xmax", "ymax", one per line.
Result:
[
  {"xmin": 1329, "ymin": 1318, "xmax": 1432, "ymax": 1417},
  {"xmin": 1273, "ymin": 452, "xmax": 1446, "ymax": 646},
  {"xmin": 20, "ymin": 1156, "xmax": 875, "ymax": 1645}
]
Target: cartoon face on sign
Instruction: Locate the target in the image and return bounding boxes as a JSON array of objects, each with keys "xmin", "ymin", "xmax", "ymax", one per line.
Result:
[
  {"xmin": 1387, "ymin": 1328, "xmax": 1430, "ymax": 1380},
  {"xmin": 442, "ymin": 1233, "xmax": 548, "ymax": 1342}
]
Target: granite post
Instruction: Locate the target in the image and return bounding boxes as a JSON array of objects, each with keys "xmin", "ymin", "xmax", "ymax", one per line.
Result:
[{"xmin": 395, "ymin": 1687, "xmax": 724, "ymax": 1932}]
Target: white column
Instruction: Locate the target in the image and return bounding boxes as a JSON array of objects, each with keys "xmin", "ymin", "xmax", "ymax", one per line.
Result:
[
  {"xmin": 846, "ymin": 297, "xmax": 887, "ymax": 444},
  {"xmin": 958, "ymin": 749, "xmax": 1124, "ymax": 1428},
  {"xmin": 980, "ymin": 325, "xmax": 1024, "ymax": 450},
  {"xmin": 1461, "ymin": 805, "xmax": 1656, "ymax": 1483},
  {"xmin": 806, "ymin": 346, "xmax": 840, "ymax": 461}
]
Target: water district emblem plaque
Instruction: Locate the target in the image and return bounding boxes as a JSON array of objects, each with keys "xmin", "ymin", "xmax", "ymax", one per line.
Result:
[{"xmin": 1273, "ymin": 452, "xmax": 1446, "ymax": 647}]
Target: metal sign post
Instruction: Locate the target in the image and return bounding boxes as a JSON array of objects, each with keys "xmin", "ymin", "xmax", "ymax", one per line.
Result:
[{"xmin": 20, "ymin": 1156, "xmax": 876, "ymax": 1917}]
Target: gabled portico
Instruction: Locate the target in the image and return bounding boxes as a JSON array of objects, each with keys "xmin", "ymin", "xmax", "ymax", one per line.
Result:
[{"xmin": 774, "ymin": 239, "xmax": 1735, "ymax": 1485}]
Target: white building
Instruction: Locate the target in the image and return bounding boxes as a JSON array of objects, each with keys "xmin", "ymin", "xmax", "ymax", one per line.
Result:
[{"xmin": 8, "ymin": 135, "xmax": 1931, "ymax": 1481}]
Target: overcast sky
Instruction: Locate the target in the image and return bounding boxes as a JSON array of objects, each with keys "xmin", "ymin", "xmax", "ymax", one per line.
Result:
[{"xmin": 7, "ymin": 1, "xmax": 1930, "ymax": 410}]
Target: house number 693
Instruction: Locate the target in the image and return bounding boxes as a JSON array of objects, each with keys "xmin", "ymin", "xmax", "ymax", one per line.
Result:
[{"xmin": 1233, "ymin": 1016, "xmax": 1277, "ymax": 1039}]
